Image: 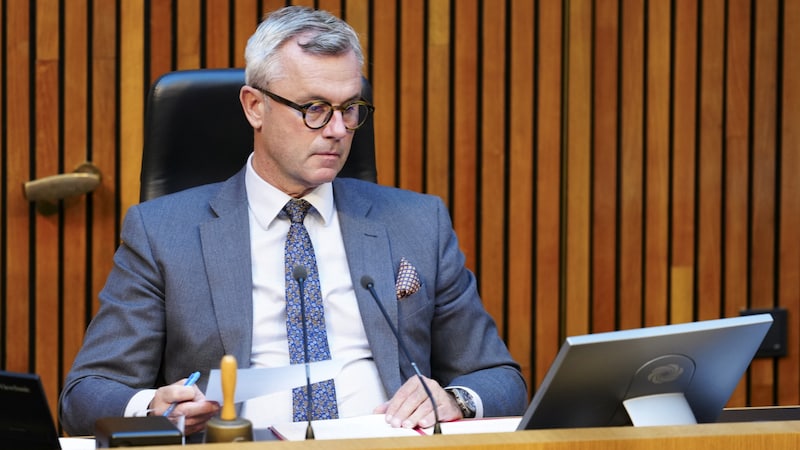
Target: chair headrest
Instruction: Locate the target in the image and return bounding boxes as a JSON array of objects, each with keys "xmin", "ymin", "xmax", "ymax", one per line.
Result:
[{"xmin": 140, "ymin": 68, "xmax": 377, "ymax": 202}]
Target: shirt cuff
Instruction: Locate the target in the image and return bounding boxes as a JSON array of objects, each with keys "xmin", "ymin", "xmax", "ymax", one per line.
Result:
[{"xmin": 124, "ymin": 389, "xmax": 157, "ymax": 417}]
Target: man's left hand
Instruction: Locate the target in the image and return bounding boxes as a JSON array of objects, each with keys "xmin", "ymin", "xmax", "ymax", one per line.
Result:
[{"xmin": 373, "ymin": 375, "xmax": 462, "ymax": 429}]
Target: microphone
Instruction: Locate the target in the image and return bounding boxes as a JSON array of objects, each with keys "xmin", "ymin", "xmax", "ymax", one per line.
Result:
[
  {"xmin": 360, "ymin": 276, "xmax": 442, "ymax": 434},
  {"xmin": 292, "ymin": 265, "xmax": 315, "ymax": 440}
]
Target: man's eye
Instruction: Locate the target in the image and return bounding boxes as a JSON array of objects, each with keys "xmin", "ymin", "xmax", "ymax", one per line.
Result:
[{"xmin": 306, "ymin": 103, "xmax": 329, "ymax": 115}]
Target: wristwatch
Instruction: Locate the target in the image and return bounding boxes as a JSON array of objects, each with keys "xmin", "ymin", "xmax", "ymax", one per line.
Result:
[{"xmin": 448, "ymin": 388, "xmax": 476, "ymax": 418}]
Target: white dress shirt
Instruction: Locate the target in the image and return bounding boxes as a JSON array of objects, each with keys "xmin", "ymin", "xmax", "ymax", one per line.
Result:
[{"xmin": 239, "ymin": 155, "xmax": 387, "ymax": 428}]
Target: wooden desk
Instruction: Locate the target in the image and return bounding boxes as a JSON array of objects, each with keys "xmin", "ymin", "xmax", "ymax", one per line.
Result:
[{"xmin": 136, "ymin": 420, "xmax": 799, "ymax": 449}]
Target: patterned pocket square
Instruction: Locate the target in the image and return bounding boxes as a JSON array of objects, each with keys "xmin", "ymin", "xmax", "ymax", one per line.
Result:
[{"xmin": 395, "ymin": 257, "xmax": 421, "ymax": 300}]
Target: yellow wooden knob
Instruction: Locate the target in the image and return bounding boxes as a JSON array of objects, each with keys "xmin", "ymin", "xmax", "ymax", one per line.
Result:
[{"xmin": 219, "ymin": 355, "xmax": 237, "ymax": 421}]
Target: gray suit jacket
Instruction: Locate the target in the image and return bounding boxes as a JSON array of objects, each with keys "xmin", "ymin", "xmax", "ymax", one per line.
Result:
[{"xmin": 59, "ymin": 170, "xmax": 527, "ymax": 436}]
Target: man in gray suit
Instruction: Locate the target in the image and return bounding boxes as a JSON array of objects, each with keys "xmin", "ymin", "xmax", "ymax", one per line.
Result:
[{"xmin": 60, "ymin": 5, "xmax": 526, "ymax": 439}]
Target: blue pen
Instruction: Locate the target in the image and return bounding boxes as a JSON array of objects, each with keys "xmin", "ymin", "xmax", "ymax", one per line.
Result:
[{"xmin": 163, "ymin": 371, "xmax": 201, "ymax": 417}]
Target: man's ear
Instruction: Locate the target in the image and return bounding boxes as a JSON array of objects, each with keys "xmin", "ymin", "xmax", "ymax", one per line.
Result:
[{"xmin": 240, "ymin": 85, "xmax": 265, "ymax": 129}]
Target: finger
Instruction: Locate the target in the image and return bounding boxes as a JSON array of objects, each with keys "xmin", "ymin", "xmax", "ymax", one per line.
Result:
[{"xmin": 386, "ymin": 377, "xmax": 436, "ymax": 428}]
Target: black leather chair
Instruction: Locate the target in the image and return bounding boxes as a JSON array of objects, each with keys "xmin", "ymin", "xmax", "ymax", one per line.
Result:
[{"xmin": 139, "ymin": 68, "xmax": 377, "ymax": 202}]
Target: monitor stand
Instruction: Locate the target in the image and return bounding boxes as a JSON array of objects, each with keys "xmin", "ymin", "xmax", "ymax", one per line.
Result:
[{"xmin": 623, "ymin": 392, "xmax": 698, "ymax": 426}]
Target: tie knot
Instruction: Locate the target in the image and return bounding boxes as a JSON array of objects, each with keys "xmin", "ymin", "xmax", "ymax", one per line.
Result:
[{"xmin": 283, "ymin": 199, "xmax": 312, "ymax": 223}]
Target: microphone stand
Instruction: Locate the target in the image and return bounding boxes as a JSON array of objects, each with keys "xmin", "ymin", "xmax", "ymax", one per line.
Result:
[
  {"xmin": 361, "ymin": 277, "xmax": 442, "ymax": 434},
  {"xmin": 293, "ymin": 266, "xmax": 315, "ymax": 440}
]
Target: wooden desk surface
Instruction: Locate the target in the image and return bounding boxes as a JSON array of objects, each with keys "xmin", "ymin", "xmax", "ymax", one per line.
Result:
[{"xmin": 134, "ymin": 420, "xmax": 800, "ymax": 449}]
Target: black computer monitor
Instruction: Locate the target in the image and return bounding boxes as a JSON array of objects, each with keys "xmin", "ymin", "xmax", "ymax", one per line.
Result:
[
  {"xmin": 517, "ymin": 314, "xmax": 773, "ymax": 429},
  {"xmin": 0, "ymin": 371, "xmax": 62, "ymax": 449}
]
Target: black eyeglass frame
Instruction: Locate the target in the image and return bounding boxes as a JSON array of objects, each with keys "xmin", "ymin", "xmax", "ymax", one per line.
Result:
[{"xmin": 251, "ymin": 85, "xmax": 375, "ymax": 131}]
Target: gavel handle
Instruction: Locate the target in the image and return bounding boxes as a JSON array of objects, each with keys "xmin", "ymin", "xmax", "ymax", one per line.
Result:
[{"xmin": 220, "ymin": 355, "xmax": 237, "ymax": 421}]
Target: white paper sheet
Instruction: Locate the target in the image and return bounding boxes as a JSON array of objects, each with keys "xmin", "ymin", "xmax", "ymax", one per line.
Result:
[{"xmin": 205, "ymin": 359, "xmax": 345, "ymax": 404}]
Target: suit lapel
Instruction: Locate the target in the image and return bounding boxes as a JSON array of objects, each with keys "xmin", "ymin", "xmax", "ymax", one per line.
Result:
[
  {"xmin": 200, "ymin": 171, "xmax": 253, "ymax": 366},
  {"xmin": 333, "ymin": 179, "xmax": 404, "ymax": 394}
]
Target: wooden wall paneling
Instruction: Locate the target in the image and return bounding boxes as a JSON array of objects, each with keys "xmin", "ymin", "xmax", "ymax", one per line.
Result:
[
  {"xmin": 749, "ymin": 0, "xmax": 779, "ymax": 407},
  {"xmin": 205, "ymin": 0, "xmax": 232, "ymax": 68},
  {"xmin": 778, "ymin": 0, "xmax": 800, "ymax": 406},
  {"xmin": 506, "ymin": 0, "xmax": 536, "ymax": 390},
  {"xmin": 120, "ymin": 0, "xmax": 146, "ymax": 216},
  {"xmin": 424, "ymin": 0, "xmax": 451, "ymax": 203},
  {"xmin": 176, "ymin": 0, "xmax": 201, "ymax": 69},
  {"xmin": 564, "ymin": 0, "xmax": 592, "ymax": 338},
  {"xmin": 723, "ymin": 0, "xmax": 752, "ymax": 408},
  {"xmin": 149, "ymin": 0, "xmax": 173, "ymax": 81},
  {"xmin": 61, "ymin": 0, "xmax": 90, "ymax": 405},
  {"xmin": 644, "ymin": 0, "xmax": 670, "ymax": 327},
  {"xmin": 591, "ymin": 0, "xmax": 619, "ymax": 334},
  {"xmin": 452, "ymin": 0, "xmax": 479, "ymax": 270},
  {"xmin": 478, "ymin": 0, "xmax": 508, "ymax": 332},
  {"xmin": 34, "ymin": 0, "xmax": 61, "ymax": 410},
  {"xmin": 618, "ymin": 0, "xmax": 645, "ymax": 331},
  {"xmin": 397, "ymin": 0, "xmax": 425, "ymax": 192},
  {"xmin": 533, "ymin": 0, "xmax": 561, "ymax": 389},
  {"xmin": 670, "ymin": 0, "xmax": 698, "ymax": 325},
  {"xmin": 4, "ymin": 0, "xmax": 800, "ymax": 423},
  {"xmin": 371, "ymin": 0, "xmax": 398, "ymax": 187},
  {"xmin": 5, "ymin": 0, "xmax": 32, "ymax": 374},
  {"xmin": 696, "ymin": 0, "xmax": 725, "ymax": 322}
]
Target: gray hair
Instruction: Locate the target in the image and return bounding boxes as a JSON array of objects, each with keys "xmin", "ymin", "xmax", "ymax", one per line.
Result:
[{"xmin": 244, "ymin": 6, "xmax": 364, "ymax": 88}]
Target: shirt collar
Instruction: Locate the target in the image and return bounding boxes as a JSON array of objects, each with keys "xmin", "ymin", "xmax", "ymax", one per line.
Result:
[{"xmin": 244, "ymin": 153, "xmax": 335, "ymax": 230}]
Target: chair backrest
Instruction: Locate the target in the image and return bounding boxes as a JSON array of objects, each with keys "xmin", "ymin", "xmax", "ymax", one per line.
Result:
[{"xmin": 139, "ymin": 68, "xmax": 377, "ymax": 202}]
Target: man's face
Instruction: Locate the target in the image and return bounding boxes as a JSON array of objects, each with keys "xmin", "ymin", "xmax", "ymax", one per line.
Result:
[{"xmin": 248, "ymin": 40, "xmax": 363, "ymax": 197}]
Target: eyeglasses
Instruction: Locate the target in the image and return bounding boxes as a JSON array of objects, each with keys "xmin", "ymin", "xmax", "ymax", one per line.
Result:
[{"xmin": 252, "ymin": 86, "xmax": 375, "ymax": 131}]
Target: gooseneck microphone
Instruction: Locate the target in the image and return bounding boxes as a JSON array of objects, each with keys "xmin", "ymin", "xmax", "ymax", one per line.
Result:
[
  {"xmin": 360, "ymin": 276, "xmax": 442, "ymax": 435},
  {"xmin": 292, "ymin": 265, "xmax": 315, "ymax": 440}
]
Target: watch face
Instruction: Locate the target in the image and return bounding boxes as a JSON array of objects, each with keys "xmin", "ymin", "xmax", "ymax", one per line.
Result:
[{"xmin": 452, "ymin": 388, "xmax": 476, "ymax": 418}]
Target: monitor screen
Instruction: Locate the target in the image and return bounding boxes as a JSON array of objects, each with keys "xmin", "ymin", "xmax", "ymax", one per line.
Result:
[
  {"xmin": 0, "ymin": 371, "xmax": 62, "ymax": 449},
  {"xmin": 517, "ymin": 314, "xmax": 773, "ymax": 430}
]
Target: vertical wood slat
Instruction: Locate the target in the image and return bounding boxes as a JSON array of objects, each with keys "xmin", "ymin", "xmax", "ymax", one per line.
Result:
[
  {"xmin": 696, "ymin": 0, "xmax": 725, "ymax": 323},
  {"xmin": 723, "ymin": 0, "xmax": 752, "ymax": 407},
  {"xmin": 618, "ymin": 0, "xmax": 645, "ymax": 331},
  {"xmin": 61, "ymin": 0, "xmax": 90, "ymax": 399},
  {"xmin": 5, "ymin": 0, "xmax": 32, "ymax": 374},
  {"xmin": 478, "ymin": 0, "xmax": 507, "ymax": 333},
  {"xmin": 452, "ymin": 0, "xmax": 478, "ymax": 270},
  {"xmin": 205, "ymin": 0, "xmax": 231, "ymax": 68},
  {"xmin": 564, "ymin": 0, "xmax": 592, "ymax": 338},
  {"xmin": 34, "ymin": 0, "xmax": 60, "ymax": 410},
  {"xmin": 644, "ymin": 0, "xmax": 670, "ymax": 327},
  {"xmin": 424, "ymin": 0, "xmax": 450, "ymax": 203},
  {"xmin": 670, "ymin": 0, "xmax": 698, "ymax": 325},
  {"xmin": 750, "ymin": 0, "xmax": 779, "ymax": 407},
  {"xmin": 778, "ymin": 0, "xmax": 800, "ymax": 407},
  {"xmin": 397, "ymin": 0, "xmax": 425, "ymax": 192},
  {"xmin": 176, "ymin": 0, "xmax": 201, "ymax": 69},
  {"xmin": 119, "ymin": 0, "xmax": 145, "ymax": 217},
  {"xmin": 591, "ymin": 0, "xmax": 619, "ymax": 334},
  {"xmin": 3, "ymin": 1, "xmax": 800, "ymax": 427},
  {"xmin": 89, "ymin": 0, "xmax": 118, "ymax": 328},
  {"xmin": 532, "ymin": 0, "xmax": 560, "ymax": 388},
  {"xmin": 505, "ymin": 0, "xmax": 536, "ymax": 389},
  {"xmin": 371, "ymin": 1, "xmax": 398, "ymax": 187}
]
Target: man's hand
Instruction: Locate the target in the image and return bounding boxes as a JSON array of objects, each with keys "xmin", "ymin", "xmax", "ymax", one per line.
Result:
[
  {"xmin": 150, "ymin": 378, "xmax": 220, "ymax": 435},
  {"xmin": 373, "ymin": 375, "xmax": 462, "ymax": 429}
]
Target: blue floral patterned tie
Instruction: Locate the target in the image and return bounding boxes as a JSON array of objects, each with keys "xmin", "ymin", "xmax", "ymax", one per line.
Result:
[{"xmin": 283, "ymin": 199, "xmax": 338, "ymax": 421}]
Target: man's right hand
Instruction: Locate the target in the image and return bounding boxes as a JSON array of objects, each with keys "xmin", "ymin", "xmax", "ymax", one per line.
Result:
[{"xmin": 150, "ymin": 379, "xmax": 220, "ymax": 435}]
